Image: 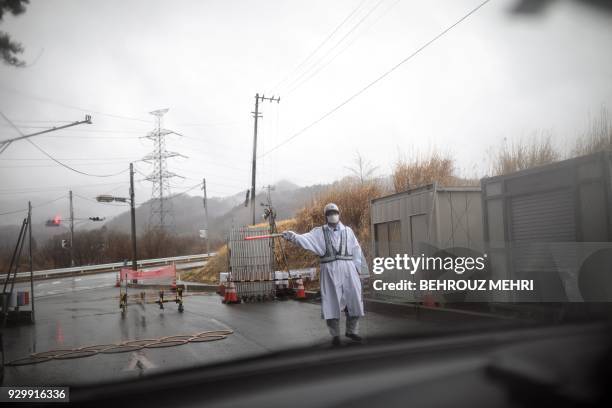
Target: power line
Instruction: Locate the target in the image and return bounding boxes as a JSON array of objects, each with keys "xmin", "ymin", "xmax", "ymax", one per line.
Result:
[
  {"xmin": 1, "ymin": 111, "xmax": 133, "ymax": 177},
  {"xmin": 9, "ymin": 120, "xmax": 76, "ymax": 124},
  {"xmin": 25, "ymin": 138, "xmax": 130, "ymax": 178},
  {"xmin": 175, "ymin": 121, "xmax": 246, "ymax": 127},
  {"xmin": 166, "ymin": 182, "xmax": 204, "ymax": 200},
  {"xmin": 0, "ymin": 194, "xmax": 67, "ymax": 217},
  {"xmin": 269, "ymin": 0, "xmax": 369, "ymax": 93},
  {"xmin": 176, "ymin": 134, "xmax": 251, "ymax": 152},
  {"xmin": 0, "ymin": 161, "xmax": 138, "ymax": 168},
  {"xmin": 282, "ymin": 0, "xmax": 387, "ymax": 96},
  {"xmin": 22, "ymin": 135, "xmax": 142, "ymax": 140},
  {"xmin": 1, "ymin": 112, "xmax": 92, "ymax": 154},
  {"xmin": 0, "ymin": 85, "xmax": 151, "ymax": 123},
  {"xmin": 260, "ymin": 0, "xmax": 492, "ymax": 158},
  {"xmin": 0, "ymin": 181, "xmax": 129, "ymax": 193},
  {"xmin": 286, "ymin": 0, "xmax": 401, "ymax": 97},
  {"xmin": 0, "ymin": 124, "xmax": 148, "ymax": 133},
  {"xmin": 0, "ymin": 156, "xmax": 141, "ymax": 161}
]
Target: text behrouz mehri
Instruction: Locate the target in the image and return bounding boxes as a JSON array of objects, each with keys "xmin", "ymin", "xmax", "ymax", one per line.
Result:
[{"xmin": 373, "ymin": 279, "xmax": 534, "ymax": 291}]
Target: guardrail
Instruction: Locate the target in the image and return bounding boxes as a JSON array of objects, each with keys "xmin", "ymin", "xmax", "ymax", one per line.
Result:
[{"xmin": 1, "ymin": 253, "xmax": 215, "ymax": 281}]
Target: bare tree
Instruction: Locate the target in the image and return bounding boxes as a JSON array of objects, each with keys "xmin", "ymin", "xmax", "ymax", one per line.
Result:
[{"xmin": 345, "ymin": 151, "xmax": 378, "ymax": 185}]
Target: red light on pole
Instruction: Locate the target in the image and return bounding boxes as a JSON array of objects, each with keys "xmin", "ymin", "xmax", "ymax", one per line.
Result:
[{"xmin": 45, "ymin": 215, "xmax": 62, "ymax": 227}]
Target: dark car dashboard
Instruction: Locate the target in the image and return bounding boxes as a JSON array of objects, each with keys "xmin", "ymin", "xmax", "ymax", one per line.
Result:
[{"xmin": 68, "ymin": 321, "xmax": 612, "ymax": 408}]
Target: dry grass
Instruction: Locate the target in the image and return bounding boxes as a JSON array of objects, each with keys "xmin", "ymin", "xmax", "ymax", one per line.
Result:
[
  {"xmin": 490, "ymin": 132, "xmax": 560, "ymax": 176},
  {"xmin": 392, "ymin": 151, "xmax": 457, "ymax": 192},
  {"xmin": 182, "ymin": 244, "xmax": 229, "ymax": 283},
  {"xmin": 572, "ymin": 106, "xmax": 612, "ymax": 156}
]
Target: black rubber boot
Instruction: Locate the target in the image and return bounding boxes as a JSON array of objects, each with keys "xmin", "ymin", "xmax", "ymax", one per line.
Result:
[
  {"xmin": 331, "ymin": 336, "xmax": 341, "ymax": 346},
  {"xmin": 345, "ymin": 333, "xmax": 362, "ymax": 342}
]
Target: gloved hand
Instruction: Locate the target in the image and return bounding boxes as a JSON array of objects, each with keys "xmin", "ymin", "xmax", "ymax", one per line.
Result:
[{"xmin": 282, "ymin": 231, "xmax": 296, "ymax": 241}]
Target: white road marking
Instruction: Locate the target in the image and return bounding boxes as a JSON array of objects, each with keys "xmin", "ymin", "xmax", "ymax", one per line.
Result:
[
  {"xmin": 123, "ymin": 351, "xmax": 156, "ymax": 371},
  {"xmin": 52, "ymin": 281, "xmax": 61, "ymax": 285},
  {"xmin": 211, "ymin": 318, "xmax": 234, "ymax": 331}
]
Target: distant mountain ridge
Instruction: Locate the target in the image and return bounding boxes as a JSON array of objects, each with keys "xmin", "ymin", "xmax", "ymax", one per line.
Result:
[{"xmin": 102, "ymin": 179, "xmax": 328, "ymax": 242}]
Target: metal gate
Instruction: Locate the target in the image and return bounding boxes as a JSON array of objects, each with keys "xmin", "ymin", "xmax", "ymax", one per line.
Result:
[{"xmin": 228, "ymin": 226, "xmax": 275, "ymax": 301}]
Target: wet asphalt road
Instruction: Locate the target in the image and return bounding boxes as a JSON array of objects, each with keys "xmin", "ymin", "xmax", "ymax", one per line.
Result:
[{"xmin": 3, "ymin": 273, "xmax": 448, "ymax": 386}]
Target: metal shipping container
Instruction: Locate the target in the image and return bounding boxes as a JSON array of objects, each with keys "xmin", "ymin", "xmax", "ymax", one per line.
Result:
[
  {"xmin": 370, "ymin": 183, "xmax": 484, "ymax": 302},
  {"xmin": 481, "ymin": 151, "xmax": 612, "ymax": 301}
]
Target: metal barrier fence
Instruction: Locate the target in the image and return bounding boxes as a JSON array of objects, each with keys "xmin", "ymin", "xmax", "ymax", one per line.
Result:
[{"xmin": 229, "ymin": 227, "xmax": 275, "ymax": 301}]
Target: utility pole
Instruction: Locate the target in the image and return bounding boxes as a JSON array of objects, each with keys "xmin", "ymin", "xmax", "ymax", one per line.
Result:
[
  {"xmin": 95, "ymin": 164, "xmax": 137, "ymax": 270},
  {"xmin": 0, "ymin": 113, "xmax": 91, "ymax": 154},
  {"xmin": 130, "ymin": 163, "xmax": 138, "ymax": 271},
  {"xmin": 69, "ymin": 190, "xmax": 74, "ymax": 267},
  {"xmin": 202, "ymin": 178, "xmax": 210, "ymax": 256},
  {"xmin": 28, "ymin": 201, "xmax": 34, "ymax": 322},
  {"xmin": 251, "ymin": 93, "xmax": 280, "ymax": 225}
]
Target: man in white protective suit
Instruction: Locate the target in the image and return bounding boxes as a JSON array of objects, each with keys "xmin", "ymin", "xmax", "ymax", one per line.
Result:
[{"xmin": 282, "ymin": 203, "xmax": 365, "ymax": 346}]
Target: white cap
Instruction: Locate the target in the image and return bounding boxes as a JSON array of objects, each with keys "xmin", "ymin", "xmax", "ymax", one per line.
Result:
[{"xmin": 324, "ymin": 203, "xmax": 340, "ymax": 215}]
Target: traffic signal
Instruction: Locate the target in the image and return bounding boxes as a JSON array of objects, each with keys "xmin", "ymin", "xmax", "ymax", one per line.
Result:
[
  {"xmin": 45, "ymin": 215, "xmax": 62, "ymax": 227},
  {"xmin": 89, "ymin": 216, "xmax": 105, "ymax": 221},
  {"xmin": 61, "ymin": 239, "xmax": 70, "ymax": 249}
]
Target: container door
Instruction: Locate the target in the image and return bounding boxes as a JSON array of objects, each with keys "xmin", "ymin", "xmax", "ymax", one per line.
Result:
[
  {"xmin": 410, "ymin": 214, "xmax": 428, "ymax": 255},
  {"xmin": 509, "ymin": 188, "xmax": 576, "ymax": 299}
]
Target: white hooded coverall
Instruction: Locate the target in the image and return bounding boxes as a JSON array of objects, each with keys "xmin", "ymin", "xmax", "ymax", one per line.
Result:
[{"xmin": 288, "ymin": 222, "xmax": 364, "ymax": 336}]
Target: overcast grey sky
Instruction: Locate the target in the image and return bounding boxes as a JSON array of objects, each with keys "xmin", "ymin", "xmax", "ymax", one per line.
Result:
[{"xmin": 1, "ymin": 0, "xmax": 611, "ymax": 216}]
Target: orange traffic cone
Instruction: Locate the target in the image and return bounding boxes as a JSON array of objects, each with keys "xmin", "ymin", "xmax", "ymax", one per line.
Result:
[
  {"xmin": 295, "ymin": 277, "xmax": 306, "ymax": 300},
  {"xmin": 223, "ymin": 281, "xmax": 239, "ymax": 304}
]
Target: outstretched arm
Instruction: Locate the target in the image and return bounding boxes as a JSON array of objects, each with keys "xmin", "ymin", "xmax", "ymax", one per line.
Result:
[{"xmin": 283, "ymin": 227, "xmax": 326, "ymax": 256}]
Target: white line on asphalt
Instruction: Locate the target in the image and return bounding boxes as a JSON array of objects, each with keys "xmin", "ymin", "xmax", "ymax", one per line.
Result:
[
  {"xmin": 211, "ymin": 318, "xmax": 234, "ymax": 332},
  {"xmin": 124, "ymin": 351, "xmax": 156, "ymax": 371}
]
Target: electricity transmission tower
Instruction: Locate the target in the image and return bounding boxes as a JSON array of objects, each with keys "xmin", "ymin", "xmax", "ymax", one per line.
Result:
[{"xmin": 143, "ymin": 108, "xmax": 184, "ymax": 231}]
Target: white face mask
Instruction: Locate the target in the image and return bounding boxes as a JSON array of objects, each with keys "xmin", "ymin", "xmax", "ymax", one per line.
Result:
[{"xmin": 326, "ymin": 214, "xmax": 340, "ymax": 224}]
